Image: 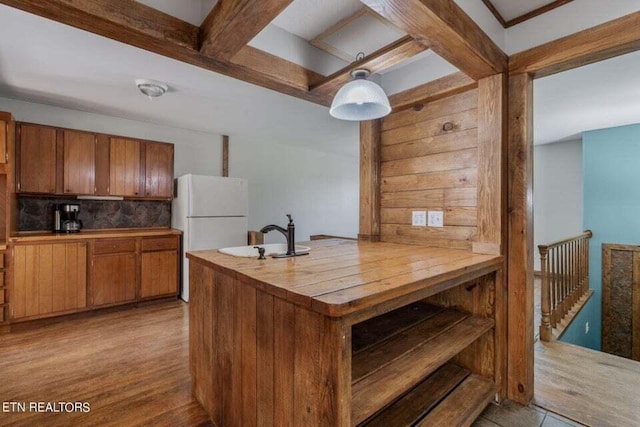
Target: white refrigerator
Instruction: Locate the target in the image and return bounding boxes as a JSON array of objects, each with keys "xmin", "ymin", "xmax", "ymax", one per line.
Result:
[{"xmin": 172, "ymin": 174, "xmax": 248, "ymax": 301}]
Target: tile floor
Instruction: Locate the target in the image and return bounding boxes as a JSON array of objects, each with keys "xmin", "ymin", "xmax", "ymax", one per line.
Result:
[{"xmin": 475, "ymin": 401, "xmax": 584, "ymax": 427}]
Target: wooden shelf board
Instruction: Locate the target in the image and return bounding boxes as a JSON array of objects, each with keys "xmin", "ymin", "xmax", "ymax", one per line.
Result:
[
  {"xmin": 352, "ymin": 306, "xmax": 470, "ymax": 382},
  {"xmin": 352, "ymin": 301, "xmax": 445, "ymax": 354},
  {"xmin": 415, "ymin": 374, "xmax": 495, "ymax": 426},
  {"xmin": 351, "ymin": 306, "xmax": 494, "ymax": 425},
  {"xmin": 361, "ymin": 363, "xmax": 470, "ymax": 426}
]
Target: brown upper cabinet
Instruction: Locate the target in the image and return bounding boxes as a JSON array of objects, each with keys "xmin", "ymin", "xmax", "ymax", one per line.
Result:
[
  {"xmin": 0, "ymin": 113, "xmax": 9, "ymax": 165},
  {"xmin": 16, "ymin": 123, "xmax": 174, "ymax": 199},
  {"xmin": 63, "ymin": 130, "xmax": 96, "ymax": 195},
  {"xmin": 109, "ymin": 138, "xmax": 141, "ymax": 197},
  {"xmin": 17, "ymin": 123, "xmax": 57, "ymax": 194},
  {"xmin": 144, "ymin": 141, "xmax": 174, "ymax": 198}
]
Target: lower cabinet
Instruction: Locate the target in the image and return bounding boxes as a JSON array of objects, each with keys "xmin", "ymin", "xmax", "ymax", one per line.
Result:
[
  {"xmin": 11, "ymin": 242, "xmax": 87, "ymax": 320},
  {"xmin": 91, "ymin": 238, "xmax": 137, "ymax": 306},
  {"xmin": 9, "ymin": 233, "xmax": 180, "ymax": 322},
  {"xmin": 0, "ymin": 251, "xmax": 6, "ymax": 323},
  {"xmin": 141, "ymin": 250, "xmax": 178, "ymax": 298},
  {"xmin": 92, "ymin": 252, "xmax": 137, "ymax": 306}
]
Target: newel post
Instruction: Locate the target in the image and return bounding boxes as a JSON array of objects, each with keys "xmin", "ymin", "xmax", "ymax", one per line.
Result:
[{"xmin": 539, "ymin": 245, "xmax": 552, "ymax": 341}]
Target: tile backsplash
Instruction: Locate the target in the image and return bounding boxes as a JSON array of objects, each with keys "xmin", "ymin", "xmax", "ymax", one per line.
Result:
[{"xmin": 18, "ymin": 197, "xmax": 171, "ymax": 231}]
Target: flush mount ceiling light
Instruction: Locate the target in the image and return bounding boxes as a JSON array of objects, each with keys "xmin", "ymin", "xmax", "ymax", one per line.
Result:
[
  {"xmin": 135, "ymin": 79, "xmax": 168, "ymax": 99},
  {"xmin": 329, "ymin": 58, "xmax": 391, "ymax": 121}
]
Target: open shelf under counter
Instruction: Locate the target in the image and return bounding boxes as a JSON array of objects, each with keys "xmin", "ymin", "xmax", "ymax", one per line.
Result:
[
  {"xmin": 361, "ymin": 363, "xmax": 495, "ymax": 427},
  {"xmin": 351, "ymin": 301, "xmax": 495, "ymax": 426}
]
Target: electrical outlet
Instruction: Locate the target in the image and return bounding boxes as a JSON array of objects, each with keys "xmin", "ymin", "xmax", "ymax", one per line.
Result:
[
  {"xmin": 412, "ymin": 211, "xmax": 427, "ymax": 227},
  {"xmin": 585, "ymin": 322, "xmax": 590, "ymax": 334},
  {"xmin": 428, "ymin": 211, "xmax": 444, "ymax": 227}
]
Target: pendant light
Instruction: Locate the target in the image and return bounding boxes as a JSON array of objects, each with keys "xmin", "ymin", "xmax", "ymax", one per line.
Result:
[{"xmin": 329, "ymin": 53, "xmax": 391, "ymax": 121}]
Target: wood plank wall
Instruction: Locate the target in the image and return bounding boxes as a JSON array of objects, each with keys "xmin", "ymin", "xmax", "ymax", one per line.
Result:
[{"xmin": 379, "ymin": 89, "xmax": 479, "ymax": 249}]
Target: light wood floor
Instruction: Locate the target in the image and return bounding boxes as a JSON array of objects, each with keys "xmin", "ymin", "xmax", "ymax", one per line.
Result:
[
  {"xmin": 535, "ymin": 340, "xmax": 640, "ymax": 427},
  {"xmin": 0, "ymin": 301, "xmax": 210, "ymax": 427},
  {"xmin": 3, "ymin": 298, "xmax": 637, "ymax": 427}
]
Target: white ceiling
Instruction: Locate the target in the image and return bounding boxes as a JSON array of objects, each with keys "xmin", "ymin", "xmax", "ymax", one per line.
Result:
[
  {"xmin": 135, "ymin": 0, "xmax": 215, "ymax": 26},
  {"xmin": 1, "ymin": 0, "xmax": 638, "ymax": 157},
  {"xmin": 534, "ymin": 50, "xmax": 640, "ymax": 145},
  {"xmin": 0, "ymin": 5, "xmax": 358, "ymax": 156},
  {"xmin": 489, "ymin": 0, "xmax": 558, "ymax": 21},
  {"xmin": 272, "ymin": 0, "xmax": 363, "ymax": 41}
]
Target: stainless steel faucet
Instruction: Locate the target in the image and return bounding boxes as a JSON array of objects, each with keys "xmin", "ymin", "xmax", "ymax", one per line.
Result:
[{"xmin": 260, "ymin": 214, "xmax": 296, "ymax": 256}]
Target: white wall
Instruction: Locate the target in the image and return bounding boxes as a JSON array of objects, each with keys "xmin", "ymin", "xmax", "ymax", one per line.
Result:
[
  {"xmin": 231, "ymin": 136, "xmax": 358, "ymax": 242},
  {"xmin": 0, "ymin": 97, "xmax": 222, "ymax": 178},
  {"xmin": 533, "ymin": 139, "xmax": 583, "ymax": 270},
  {"xmin": 0, "ymin": 97, "xmax": 359, "ymax": 241}
]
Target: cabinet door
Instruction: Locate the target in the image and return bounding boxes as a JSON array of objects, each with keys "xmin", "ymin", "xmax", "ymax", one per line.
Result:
[
  {"xmin": 17, "ymin": 124, "xmax": 57, "ymax": 193},
  {"xmin": 0, "ymin": 119, "xmax": 7, "ymax": 165},
  {"xmin": 63, "ymin": 130, "xmax": 96, "ymax": 195},
  {"xmin": 92, "ymin": 253, "xmax": 137, "ymax": 306},
  {"xmin": 144, "ymin": 141, "xmax": 173, "ymax": 198},
  {"xmin": 110, "ymin": 138, "xmax": 141, "ymax": 197},
  {"xmin": 141, "ymin": 250, "xmax": 178, "ymax": 298},
  {"xmin": 12, "ymin": 243, "xmax": 87, "ymax": 320}
]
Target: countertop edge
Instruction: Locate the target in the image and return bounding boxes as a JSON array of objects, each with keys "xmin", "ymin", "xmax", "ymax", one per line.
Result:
[
  {"xmin": 9, "ymin": 228, "xmax": 182, "ymax": 242},
  {"xmin": 187, "ymin": 246, "xmax": 504, "ymax": 318}
]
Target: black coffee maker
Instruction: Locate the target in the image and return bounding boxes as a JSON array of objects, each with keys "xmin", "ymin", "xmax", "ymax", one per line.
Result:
[{"xmin": 54, "ymin": 204, "xmax": 82, "ymax": 233}]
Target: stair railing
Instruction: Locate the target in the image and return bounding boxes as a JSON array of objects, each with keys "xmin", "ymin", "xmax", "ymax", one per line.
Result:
[{"xmin": 538, "ymin": 230, "xmax": 593, "ymax": 341}]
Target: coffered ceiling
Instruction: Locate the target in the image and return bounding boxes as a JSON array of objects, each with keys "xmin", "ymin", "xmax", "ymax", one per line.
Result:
[{"xmin": 482, "ymin": 0, "xmax": 574, "ymax": 28}]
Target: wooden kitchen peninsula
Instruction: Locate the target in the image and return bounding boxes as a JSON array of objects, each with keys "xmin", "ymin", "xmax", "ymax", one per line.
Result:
[{"xmin": 188, "ymin": 238, "xmax": 504, "ymax": 426}]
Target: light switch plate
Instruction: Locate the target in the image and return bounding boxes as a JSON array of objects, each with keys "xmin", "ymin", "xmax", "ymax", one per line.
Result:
[
  {"xmin": 428, "ymin": 211, "xmax": 444, "ymax": 227},
  {"xmin": 412, "ymin": 211, "xmax": 427, "ymax": 227}
]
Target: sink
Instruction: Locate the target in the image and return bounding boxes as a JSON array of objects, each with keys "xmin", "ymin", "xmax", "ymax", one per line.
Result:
[{"xmin": 219, "ymin": 244, "xmax": 311, "ymax": 258}]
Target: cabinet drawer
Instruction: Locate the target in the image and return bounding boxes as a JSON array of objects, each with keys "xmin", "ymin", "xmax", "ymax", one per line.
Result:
[
  {"xmin": 93, "ymin": 238, "xmax": 137, "ymax": 255},
  {"xmin": 142, "ymin": 236, "xmax": 178, "ymax": 252}
]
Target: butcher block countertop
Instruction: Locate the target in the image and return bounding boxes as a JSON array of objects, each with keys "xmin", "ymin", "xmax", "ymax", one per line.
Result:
[
  {"xmin": 187, "ymin": 238, "xmax": 503, "ymax": 318},
  {"xmin": 9, "ymin": 227, "xmax": 181, "ymax": 243}
]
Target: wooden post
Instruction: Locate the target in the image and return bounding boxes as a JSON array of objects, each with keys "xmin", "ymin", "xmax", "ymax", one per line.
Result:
[
  {"xmin": 359, "ymin": 120, "xmax": 381, "ymax": 242},
  {"xmin": 551, "ymin": 247, "xmax": 558, "ymax": 327},
  {"xmin": 584, "ymin": 230, "xmax": 593, "ymax": 295},
  {"xmin": 539, "ymin": 245, "xmax": 552, "ymax": 341},
  {"xmin": 560, "ymin": 244, "xmax": 566, "ymax": 318},
  {"xmin": 222, "ymin": 135, "xmax": 229, "ymax": 177},
  {"xmin": 474, "ymin": 73, "xmax": 507, "ymax": 256},
  {"xmin": 507, "ymin": 72, "xmax": 534, "ymax": 404}
]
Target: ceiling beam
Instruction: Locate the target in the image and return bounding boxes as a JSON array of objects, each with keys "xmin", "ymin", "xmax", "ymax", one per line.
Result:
[
  {"xmin": 200, "ymin": 0, "xmax": 293, "ymax": 61},
  {"xmin": 0, "ymin": 0, "xmax": 329, "ymax": 106},
  {"xmin": 310, "ymin": 36, "xmax": 427, "ymax": 98},
  {"xmin": 360, "ymin": 0, "xmax": 507, "ymax": 80},
  {"xmin": 509, "ymin": 11, "xmax": 640, "ymax": 78},
  {"xmin": 232, "ymin": 46, "xmax": 324, "ymax": 92},
  {"xmin": 389, "ymin": 71, "xmax": 476, "ymax": 111}
]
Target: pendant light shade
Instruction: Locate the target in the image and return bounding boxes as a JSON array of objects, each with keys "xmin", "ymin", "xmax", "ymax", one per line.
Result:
[{"xmin": 330, "ymin": 69, "xmax": 391, "ymax": 121}]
